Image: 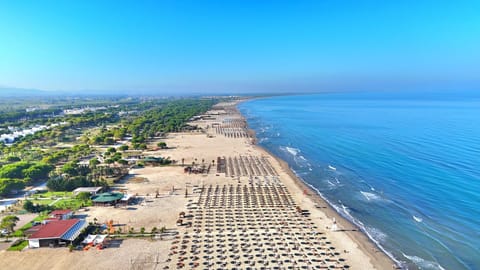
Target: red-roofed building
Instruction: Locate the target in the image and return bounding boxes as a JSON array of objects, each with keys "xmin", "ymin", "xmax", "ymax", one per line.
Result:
[
  {"xmin": 28, "ymin": 219, "xmax": 87, "ymax": 248},
  {"xmin": 49, "ymin": 209, "xmax": 74, "ymax": 220}
]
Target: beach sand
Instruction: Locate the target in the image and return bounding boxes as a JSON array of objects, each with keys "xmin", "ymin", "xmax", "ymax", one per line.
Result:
[{"xmin": 0, "ymin": 101, "xmax": 395, "ymax": 270}]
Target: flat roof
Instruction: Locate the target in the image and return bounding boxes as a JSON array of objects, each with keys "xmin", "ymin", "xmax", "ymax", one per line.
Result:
[{"xmin": 73, "ymin": 187, "xmax": 103, "ymax": 193}]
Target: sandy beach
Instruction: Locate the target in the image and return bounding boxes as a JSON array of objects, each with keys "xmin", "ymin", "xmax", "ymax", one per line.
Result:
[{"xmin": 0, "ymin": 101, "xmax": 395, "ymax": 270}]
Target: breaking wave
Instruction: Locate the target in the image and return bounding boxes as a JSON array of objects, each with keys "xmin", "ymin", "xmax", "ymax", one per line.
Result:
[{"xmin": 402, "ymin": 253, "xmax": 446, "ymax": 270}]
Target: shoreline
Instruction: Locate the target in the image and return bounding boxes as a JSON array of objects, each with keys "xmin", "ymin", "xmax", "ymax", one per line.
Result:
[
  {"xmin": 238, "ymin": 101, "xmax": 398, "ymax": 269},
  {"xmin": 2, "ymin": 99, "xmax": 398, "ymax": 270}
]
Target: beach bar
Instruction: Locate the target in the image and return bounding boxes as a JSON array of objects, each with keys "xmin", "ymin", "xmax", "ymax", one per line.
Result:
[{"xmin": 91, "ymin": 192, "xmax": 132, "ymax": 206}]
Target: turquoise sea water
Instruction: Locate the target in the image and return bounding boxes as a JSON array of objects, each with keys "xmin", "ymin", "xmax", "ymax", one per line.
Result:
[{"xmin": 239, "ymin": 92, "xmax": 480, "ymax": 270}]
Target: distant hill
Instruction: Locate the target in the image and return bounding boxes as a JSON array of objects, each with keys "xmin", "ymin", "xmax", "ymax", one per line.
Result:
[
  {"xmin": 0, "ymin": 87, "xmax": 52, "ymax": 97},
  {"xmin": 0, "ymin": 87, "xmax": 114, "ymax": 97},
  {"xmin": 0, "ymin": 88, "xmax": 175, "ymax": 97}
]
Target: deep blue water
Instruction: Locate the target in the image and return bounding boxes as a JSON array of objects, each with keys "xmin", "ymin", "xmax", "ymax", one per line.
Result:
[{"xmin": 238, "ymin": 92, "xmax": 480, "ymax": 270}]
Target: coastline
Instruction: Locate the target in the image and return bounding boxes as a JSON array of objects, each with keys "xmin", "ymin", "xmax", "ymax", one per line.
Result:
[
  {"xmin": 238, "ymin": 101, "xmax": 398, "ymax": 269},
  {"xmin": 2, "ymin": 99, "xmax": 398, "ymax": 270}
]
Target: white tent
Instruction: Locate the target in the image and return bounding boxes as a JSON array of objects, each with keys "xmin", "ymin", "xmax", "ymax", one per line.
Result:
[
  {"xmin": 82, "ymin": 234, "xmax": 107, "ymax": 245},
  {"xmin": 82, "ymin": 234, "xmax": 96, "ymax": 244}
]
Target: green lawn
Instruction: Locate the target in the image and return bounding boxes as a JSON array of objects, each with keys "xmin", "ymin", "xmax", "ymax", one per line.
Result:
[
  {"xmin": 26, "ymin": 198, "xmax": 91, "ymax": 210},
  {"xmin": 28, "ymin": 199, "xmax": 55, "ymax": 206},
  {"xmin": 7, "ymin": 240, "xmax": 28, "ymax": 251},
  {"xmin": 32, "ymin": 191, "xmax": 72, "ymax": 199},
  {"xmin": 27, "ymin": 191, "xmax": 89, "ymax": 209},
  {"xmin": 54, "ymin": 199, "xmax": 91, "ymax": 210}
]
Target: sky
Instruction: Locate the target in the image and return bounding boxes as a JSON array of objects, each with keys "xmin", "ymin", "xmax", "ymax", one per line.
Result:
[{"xmin": 1, "ymin": 0, "xmax": 480, "ymax": 94}]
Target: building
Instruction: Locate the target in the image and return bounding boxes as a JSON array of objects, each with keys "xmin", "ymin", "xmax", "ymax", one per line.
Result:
[
  {"xmin": 91, "ymin": 192, "xmax": 125, "ymax": 206},
  {"xmin": 72, "ymin": 186, "xmax": 103, "ymax": 196},
  {"xmin": 91, "ymin": 192, "xmax": 133, "ymax": 207},
  {"xmin": 28, "ymin": 219, "xmax": 87, "ymax": 248},
  {"xmin": 49, "ymin": 210, "xmax": 74, "ymax": 220}
]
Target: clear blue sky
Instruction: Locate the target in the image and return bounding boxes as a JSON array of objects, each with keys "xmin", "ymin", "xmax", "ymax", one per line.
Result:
[{"xmin": 1, "ymin": 0, "xmax": 479, "ymax": 94}]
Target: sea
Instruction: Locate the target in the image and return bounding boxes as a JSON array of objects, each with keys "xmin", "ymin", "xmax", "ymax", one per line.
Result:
[{"xmin": 238, "ymin": 91, "xmax": 480, "ymax": 270}]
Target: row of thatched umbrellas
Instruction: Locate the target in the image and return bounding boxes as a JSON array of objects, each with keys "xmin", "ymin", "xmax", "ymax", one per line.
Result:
[
  {"xmin": 164, "ymin": 183, "xmax": 350, "ymax": 269},
  {"xmin": 197, "ymin": 184, "xmax": 295, "ymax": 209},
  {"xmin": 224, "ymin": 156, "xmax": 278, "ymax": 177},
  {"xmin": 215, "ymin": 127, "xmax": 251, "ymax": 138}
]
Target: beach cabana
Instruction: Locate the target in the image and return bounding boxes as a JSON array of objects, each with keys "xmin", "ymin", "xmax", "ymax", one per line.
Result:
[{"xmin": 91, "ymin": 192, "xmax": 124, "ymax": 206}]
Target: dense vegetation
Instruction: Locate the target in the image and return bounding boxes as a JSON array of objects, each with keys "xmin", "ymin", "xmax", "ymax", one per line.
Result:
[
  {"xmin": 0, "ymin": 96, "xmax": 218, "ymax": 198},
  {"xmin": 83, "ymin": 98, "xmax": 215, "ymax": 148},
  {"xmin": 0, "ymin": 162, "xmax": 53, "ymax": 196}
]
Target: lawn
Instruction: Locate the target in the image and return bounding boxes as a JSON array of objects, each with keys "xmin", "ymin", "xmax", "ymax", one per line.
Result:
[
  {"xmin": 31, "ymin": 191, "xmax": 72, "ymax": 199},
  {"xmin": 27, "ymin": 191, "xmax": 89, "ymax": 209},
  {"xmin": 28, "ymin": 199, "xmax": 55, "ymax": 206},
  {"xmin": 54, "ymin": 198, "xmax": 92, "ymax": 210},
  {"xmin": 7, "ymin": 240, "xmax": 28, "ymax": 251}
]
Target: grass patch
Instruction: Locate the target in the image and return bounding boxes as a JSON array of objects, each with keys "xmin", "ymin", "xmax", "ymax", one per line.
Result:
[
  {"xmin": 28, "ymin": 199, "xmax": 55, "ymax": 206},
  {"xmin": 27, "ymin": 191, "xmax": 89, "ymax": 210},
  {"xmin": 54, "ymin": 199, "xmax": 92, "ymax": 210},
  {"xmin": 32, "ymin": 191, "xmax": 72, "ymax": 199},
  {"xmin": 7, "ymin": 240, "xmax": 28, "ymax": 251}
]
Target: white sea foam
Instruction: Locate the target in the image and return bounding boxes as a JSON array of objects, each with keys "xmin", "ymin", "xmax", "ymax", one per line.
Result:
[
  {"xmin": 365, "ymin": 226, "xmax": 388, "ymax": 242},
  {"xmin": 338, "ymin": 203, "xmax": 356, "ymax": 221},
  {"xmin": 297, "ymin": 155, "xmax": 307, "ymax": 162},
  {"xmin": 294, "ymin": 155, "xmax": 310, "ymax": 168},
  {"xmin": 325, "ymin": 178, "xmax": 342, "ymax": 189},
  {"xmin": 360, "ymin": 191, "xmax": 382, "ymax": 202},
  {"xmin": 328, "ymin": 165, "xmax": 336, "ymax": 171},
  {"xmin": 258, "ymin": 137, "xmax": 269, "ymax": 143},
  {"xmin": 280, "ymin": 146, "xmax": 310, "ymax": 167},
  {"xmin": 326, "ymin": 179, "xmax": 336, "ymax": 187},
  {"xmin": 402, "ymin": 253, "xmax": 446, "ymax": 270},
  {"xmin": 288, "ymin": 172, "xmax": 402, "ymax": 269},
  {"xmin": 285, "ymin": 146, "xmax": 300, "ymax": 156},
  {"xmin": 413, "ymin": 215, "xmax": 423, "ymax": 223}
]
